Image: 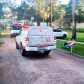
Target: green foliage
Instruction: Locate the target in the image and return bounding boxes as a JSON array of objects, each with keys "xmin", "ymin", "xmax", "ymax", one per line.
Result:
[
  {"xmin": 53, "ymin": 4, "xmax": 67, "ymax": 19},
  {"xmin": 76, "ymin": 0, "xmax": 84, "ymax": 22},
  {"xmin": 0, "ymin": 29, "xmax": 4, "ymax": 44},
  {"xmin": 64, "ymin": 1, "xmax": 72, "ymax": 27},
  {"xmin": 35, "ymin": 0, "xmax": 48, "ymax": 20},
  {"xmin": 0, "ymin": 40, "xmax": 4, "ymax": 44},
  {"xmin": 17, "ymin": 1, "xmax": 27, "ymax": 20},
  {"xmin": 77, "ymin": 0, "xmax": 84, "ymax": 22},
  {"xmin": 1, "ymin": 0, "xmax": 84, "ymax": 26},
  {"xmin": 76, "ymin": 10, "xmax": 84, "ymax": 23},
  {"xmin": 63, "ymin": 0, "xmax": 84, "ymax": 27},
  {"xmin": 33, "ymin": 0, "xmax": 58, "ymax": 23},
  {"xmin": 78, "ymin": 0, "xmax": 84, "ymax": 11},
  {"xmin": 0, "ymin": 3, "xmax": 4, "ymax": 19},
  {"xmin": 76, "ymin": 28, "xmax": 84, "ymax": 33}
]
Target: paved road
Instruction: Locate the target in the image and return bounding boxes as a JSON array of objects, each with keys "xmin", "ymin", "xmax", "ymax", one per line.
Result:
[{"xmin": 0, "ymin": 36, "xmax": 84, "ymax": 84}]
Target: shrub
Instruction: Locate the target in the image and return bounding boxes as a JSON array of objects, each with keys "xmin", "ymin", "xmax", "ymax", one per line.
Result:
[
  {"xmin": 0, "ymin": 41, "xmax": 4, "ymax": 44},
  {"xmin": 76, "ymin": 28, "xmax": 84, "ymax": 33}
]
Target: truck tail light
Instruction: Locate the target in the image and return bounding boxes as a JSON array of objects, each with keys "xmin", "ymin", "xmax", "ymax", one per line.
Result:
[
  {"xmin": 24, "ymin": 37, "xmax": 29, "ymax": 43},
  {"xmin": 54, "ymin": 36, "xmax": 56, "ymax": 42}
]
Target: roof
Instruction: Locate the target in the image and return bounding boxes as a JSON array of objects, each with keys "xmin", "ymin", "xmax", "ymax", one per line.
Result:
[{"xmin": 12, "ymin": 23, "xmax": 23, "ymax": 26}]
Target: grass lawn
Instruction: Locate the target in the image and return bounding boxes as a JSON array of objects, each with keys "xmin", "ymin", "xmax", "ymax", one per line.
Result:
[
  {"xmin": 0, "ymin": 40, "xmax": 4, "ymax": 44},
  {"xmin": 0, "ymin": 28, "xmax": 7, "ymax": 32},
  {"xmin": 0, "ymin": 29, "xmax": 5, "ymax": 44},
  {"xmin": 57, "ymin": 40, "xmax": 84, "ymax": 56},
  {"xmin": 57, "ymin": 29, "xmax": 84, "ymax": 56},
  {"xmin": 0, "ymin": 36, "xmax": 4, "ymax": 44},
  {"xmin": 0, "ymin": 36, "xmax": 4, "ymax": 45},
  {"xmin": 62, "ymin": 29, "xmax": 84, "ymax": 42}
]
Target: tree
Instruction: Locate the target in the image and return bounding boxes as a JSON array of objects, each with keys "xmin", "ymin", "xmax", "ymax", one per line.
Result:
[
  {"xmin": 15, "ymin": 1, "xmax": 37, "ymax": 25},
  {"xmin": 17, "ymin": 1, "xmax": 27, "ymax": 20},
  {"xmin": 72, "ymin": 0, "xmax": 76, "ymax": 39},
  {"xmin": 76, "ymin": 0, "xmax": 84, "ymax": 22},
  {"xmin": 64, "ymin": 0, "xmax": 72, "ymax": 28},
  {"xmin": 72, "ymin": 0, "xmax": 84, "ymax": 39},
  {"xmin": 53, "ymin": 4, "xmax": 67, "ymax": 28},
  {"xmin": 78, "ymin": 0, "xmax": 84, "ymax": 11},
  {"xmin": 64, "ymin": 0, "xmax": 84, "ymax": 26},
  {"xmin": 0, "ymin": 3, "xmax": 4, "ymax": 19},
  {"xmin": 31, "ymin": 0, "xmax": 58, "ymax": 26},
  {"xmin": 34, "ymin": 0, "xmax": 45, "ymax": 25}
]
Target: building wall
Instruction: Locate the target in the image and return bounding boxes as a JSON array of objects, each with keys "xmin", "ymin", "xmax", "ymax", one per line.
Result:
[
  {"xmin": 76, "ymin": 23, "xmax": 84, "ymax": 28},
  {"xmin": 71, "ymin": 23, "xmax": 84, "ymax": 29}
]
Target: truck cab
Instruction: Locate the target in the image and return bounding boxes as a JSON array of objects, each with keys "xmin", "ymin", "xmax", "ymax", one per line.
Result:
[{"xmin": 10, "ymin": 23, "xmax": 23, "ymax": 38}]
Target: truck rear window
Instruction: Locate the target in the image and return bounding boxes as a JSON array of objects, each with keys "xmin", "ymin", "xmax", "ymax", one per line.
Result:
[{"xmin": 28, "ymin": 28, "xmax": 52, "ymax": 35}]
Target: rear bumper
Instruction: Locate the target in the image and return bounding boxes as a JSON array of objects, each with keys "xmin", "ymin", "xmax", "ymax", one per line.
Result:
[{"xmin": 25, "ymin": 45, "xmax": 56, "ymax": 51}]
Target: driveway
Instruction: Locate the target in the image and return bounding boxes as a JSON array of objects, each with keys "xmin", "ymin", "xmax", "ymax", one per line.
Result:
[{"xmin": 0, "ymin": 36, "xmax": 84, "ymax": 84}]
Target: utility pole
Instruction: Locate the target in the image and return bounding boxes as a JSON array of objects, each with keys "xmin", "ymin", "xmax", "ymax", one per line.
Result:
[
  {"xmin": 50, "ymin": 0, "xmax": 52, "ymax": 27},
  {"xmin": 72, "ymin": 0, "xmax": 76, "ymax": 39}
]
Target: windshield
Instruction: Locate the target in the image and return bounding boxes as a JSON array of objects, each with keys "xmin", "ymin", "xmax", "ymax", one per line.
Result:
[{"xmin": 11, "ymin": 26, "xmax": 22, "ymax": 30}]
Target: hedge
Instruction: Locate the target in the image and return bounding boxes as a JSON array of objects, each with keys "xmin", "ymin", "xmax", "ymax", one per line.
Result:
[{"xmin": 76, "ymin": 28, "xmax": 84, "ymax": 33}]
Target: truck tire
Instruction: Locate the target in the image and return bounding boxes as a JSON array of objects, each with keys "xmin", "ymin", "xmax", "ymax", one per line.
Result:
[
  {"xmin": 20, "ymin": 45, "xmax": 26, "ymax": 56},
  {"xmin": 11, "ymin": 35, "xmax": 12, "ymax": 38},
  {"xmin": 16, "ymin": 42, "xmax": 19, "ymax": 49},
  {"xmin": 44, "ymin": 50, "xmax": 50, "ymax": 55}
]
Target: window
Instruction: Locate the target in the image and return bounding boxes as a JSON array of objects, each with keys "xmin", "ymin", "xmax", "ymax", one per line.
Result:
[
  {"xmin": 53, "ymin": 29, "xmax": 62, "ymax": 32},
  {"xmin": 11, "ymin": 26, "xmax": 22, "ymax": 30}
]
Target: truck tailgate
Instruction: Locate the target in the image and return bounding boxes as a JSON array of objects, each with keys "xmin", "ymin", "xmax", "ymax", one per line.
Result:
[{"xmin": 28, "ymin": 35, "xmax": 54, "ymax": 47}]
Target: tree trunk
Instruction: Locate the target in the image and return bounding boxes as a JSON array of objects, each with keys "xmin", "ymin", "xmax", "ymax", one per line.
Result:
[
  {"xmin": 72, "ymin": 12, "xmax": 76, "ymax": 40},
  {"xmin": 37, "ymin": 15, "xmax": 40, "ymax": 26},
  {"xmin": 72, "ymin": 0, "xmax": 76, "ymax": 40}
]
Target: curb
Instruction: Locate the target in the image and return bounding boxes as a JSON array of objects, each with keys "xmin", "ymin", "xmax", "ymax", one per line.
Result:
[{"xmin": 56, "ymin": 48, "xmax": 84, "ymax": 59}]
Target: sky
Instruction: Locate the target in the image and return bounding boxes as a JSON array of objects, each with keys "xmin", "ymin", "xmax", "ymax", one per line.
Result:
[
  {"xmin": 5, "ymin": 0, "xmax": 70, "ymax": 6},
  {"xmin": 12, "ymin": 0, "xmax": 70, "ymax": 5},
  {"xmin": 59, "ymin": 0, "xmax": 70, "ymax": 4}
]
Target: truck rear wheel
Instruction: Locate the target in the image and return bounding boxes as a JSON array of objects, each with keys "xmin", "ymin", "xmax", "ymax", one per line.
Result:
[
  {"xmin": 11, "ymin": 35, "xmax": 12, "ymax": 38},
  {"xmin": 20, "ymin": 45, "xmax": 26, "ymax": 56},
  {"xmin": 44, "ymin": 50, "xmax": 50, "ymax": 55},
  {"xmin": 16, "ymin": 42, "xmax": 19, "ymax": 49}
]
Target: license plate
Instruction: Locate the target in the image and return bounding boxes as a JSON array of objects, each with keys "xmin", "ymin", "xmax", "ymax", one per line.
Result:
[{"xmin": 38, "ymin": 47, "xmax": 46, "ymax": 50}]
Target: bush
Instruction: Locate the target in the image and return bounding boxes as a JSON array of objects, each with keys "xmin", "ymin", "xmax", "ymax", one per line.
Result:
[
  {"xmin": 76, "ymin": 28, "xmax": 84, "ymax": 33},
  {"xmin": 0, "ymin": 40, "xmax": 4, "ymax": 44}
]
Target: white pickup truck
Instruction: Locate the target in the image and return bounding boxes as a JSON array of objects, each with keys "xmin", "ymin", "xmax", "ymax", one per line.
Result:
[{"xmin": 15, "ymin": 26, "xmax": 56, "ymax": 56}]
